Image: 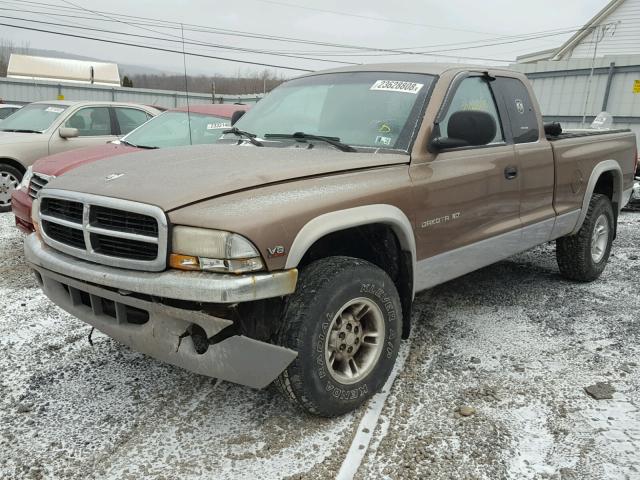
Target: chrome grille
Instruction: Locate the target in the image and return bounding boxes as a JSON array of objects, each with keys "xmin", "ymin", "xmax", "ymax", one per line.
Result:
[
  {"xmin": 28, "ymin": 173, "xmax": 53, "ymax": 199},
  {"xmin": 38, "ymin": 189, "xmax": 168, "ymax": 271}
]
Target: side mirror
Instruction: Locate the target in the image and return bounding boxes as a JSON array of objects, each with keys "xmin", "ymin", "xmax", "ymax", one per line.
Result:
[
  {"xmin": 230, "ymin": 110, "xmax": 246, "ymax": 126},
  {"xmin": 430, "ymin": 110, "xmax": 497, "ymax": 152},
  {"xmin": 59, "ymin": 127, "xmax": 79, "ymax": 139}
]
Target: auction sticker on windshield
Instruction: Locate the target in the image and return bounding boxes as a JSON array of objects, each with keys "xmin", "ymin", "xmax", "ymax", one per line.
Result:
[
  {"xmin": 45, "ymin": 107, "xmax": 65, "ymax": 114},
  {"xmin": 370, "ymin": 80, "xmax": 424, "ymax": 94}
]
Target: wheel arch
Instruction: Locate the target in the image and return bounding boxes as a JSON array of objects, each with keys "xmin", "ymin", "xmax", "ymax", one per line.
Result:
[
  {"xmin": 571, "ymin": 160, "xmax": 623, "ymax": 235},
  {"xmin": 285, "ymin": 204, "xmax": 417, "ymax": 338},
  {"xmin": 0, "ymin": 157, "xmax": 27, "ymax": 175}
]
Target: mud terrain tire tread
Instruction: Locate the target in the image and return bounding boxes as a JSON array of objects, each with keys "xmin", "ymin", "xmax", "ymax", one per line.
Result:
[{"xmin": 275, "ymin": 256, "xmax": 402, "ymax": 417}]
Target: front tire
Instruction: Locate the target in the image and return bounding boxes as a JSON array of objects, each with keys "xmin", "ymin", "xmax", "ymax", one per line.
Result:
[
  {"xmin": 0, "ymin": 163, "xmax": 23, "ymax": 213},
  {"xmin": 556, "ymin": 194, "xmax": 615, "ymax": 282},
  {"xmin": 275, "ymin": 256, "xmax": 402, "ymax": 417}
]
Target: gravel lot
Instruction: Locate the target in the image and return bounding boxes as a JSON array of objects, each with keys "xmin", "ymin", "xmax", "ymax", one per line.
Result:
[{"xmin": 1, "ymin": 211, "xmax": 639, "ymax": 480}]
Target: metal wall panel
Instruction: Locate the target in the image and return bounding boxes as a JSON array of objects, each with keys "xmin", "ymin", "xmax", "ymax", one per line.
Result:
[
  {"xmin": 0, "ymin": 77, "xmax": 263, "ymax": 108},
  {"xmin": 512, "ymin": 56, "xmax": 640, "ymax": 145}
]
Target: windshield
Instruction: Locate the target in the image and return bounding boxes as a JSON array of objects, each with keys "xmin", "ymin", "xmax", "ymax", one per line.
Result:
[
  {"xmin": 123, "ymin": 111, "xmax": 232, "ymax": 148},
  {"xmin": 0, "ymin": 104, "xmax": 68, "ymax": 132},
  {"xmin": 229, "ymin": 72, "xmax": 435, "ymax": 151}
]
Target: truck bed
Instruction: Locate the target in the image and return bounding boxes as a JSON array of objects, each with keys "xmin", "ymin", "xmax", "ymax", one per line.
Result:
[{"xmin": 546, "ymin": 129, "xmax": 631, "ymax": 142}]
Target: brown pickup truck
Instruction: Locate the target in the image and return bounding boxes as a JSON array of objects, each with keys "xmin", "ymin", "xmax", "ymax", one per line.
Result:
[{"xmin": 24, "ymin": 63, "xmax": 637, "ymax": 417}]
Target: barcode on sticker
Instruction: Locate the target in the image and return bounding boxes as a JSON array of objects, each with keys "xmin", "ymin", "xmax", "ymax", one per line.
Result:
[{"xmin": 370, "ymin": 80, "xmax": 423, "ymax": 94}]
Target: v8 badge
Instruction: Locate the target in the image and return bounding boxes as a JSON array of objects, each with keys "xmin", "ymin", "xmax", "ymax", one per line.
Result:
[{"xmin": 267, "ymin": 245, "xmax": 286, "ymax": 258}]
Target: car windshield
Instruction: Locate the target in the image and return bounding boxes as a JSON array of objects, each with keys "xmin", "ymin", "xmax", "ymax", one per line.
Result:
[
  {"xmin": 123, "ymin": 111, "xmax": 232, "ymax": 148},
  {"xmin": 226, "ymin": 72, "xmax": 435, "ymax": 151},
  {"xmin": 0, "ymin": 104, "xmax": 68, "ymax": 132}
]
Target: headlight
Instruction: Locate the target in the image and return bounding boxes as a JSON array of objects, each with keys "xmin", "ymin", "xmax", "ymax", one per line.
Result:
[
  {"xmin": 18, "ymin": 166, "xmax": 33, "ymax": 190},
  {"xmin": 169, "ymin": 226, "xmax": 264, "ymax": 274}
]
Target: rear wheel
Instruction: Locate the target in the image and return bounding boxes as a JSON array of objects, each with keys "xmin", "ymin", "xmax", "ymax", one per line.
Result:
[
  {"xmin": 275, "ymin": 256, "xmax": 402, "ymax": 417},
  {"xmin": 0, "ymin": 163, "xmax": 22, "ymax": 213},
  {"xmin": 556, "ymin": 194, "xmax": 615, "ymax": 282}
]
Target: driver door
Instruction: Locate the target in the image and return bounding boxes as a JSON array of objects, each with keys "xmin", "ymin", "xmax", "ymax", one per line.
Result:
[{"xmin": 411, "ymin": 75, "xmax": 521, "ymax": 290}]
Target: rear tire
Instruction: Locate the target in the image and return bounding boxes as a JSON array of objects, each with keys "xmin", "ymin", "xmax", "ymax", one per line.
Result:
[
  {"xmin": 0, "ymin": 163, "xmax": 23, "ymax": 213},
  {"xmin": 275, "ymin": 256, "xmax": 402, "ymax": 417},
  {"xmin": 556, "ymin": 194, "xmax": 615, "ymax": 282}
]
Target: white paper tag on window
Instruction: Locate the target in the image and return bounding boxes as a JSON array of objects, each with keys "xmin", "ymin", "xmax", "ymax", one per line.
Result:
[
  {"xmin": 370, "ymin": 80, "xmax": 424, "ymax": 94},
  {"xmin": 45, "ymin": 107, "xmax": 64, "ymax": 114},
  {"xmin": 207, "ymin": 122, "xmax": 229, "ymax": 130}
]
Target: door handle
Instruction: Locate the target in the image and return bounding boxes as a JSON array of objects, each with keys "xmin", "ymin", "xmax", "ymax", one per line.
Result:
[{"xmin": 504, "ymin": 166, "xmax": 518, "ymax": 180}]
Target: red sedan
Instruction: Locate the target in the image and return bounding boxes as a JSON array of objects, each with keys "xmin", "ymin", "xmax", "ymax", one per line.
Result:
[{"xmin": 12, "ymin": 103, "xmax": 250, "ymax": 233}]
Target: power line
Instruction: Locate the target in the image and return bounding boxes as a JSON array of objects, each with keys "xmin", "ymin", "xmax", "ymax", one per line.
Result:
[
  {"xmin": 0, "ymin": 0, "xmax": 580, "ymax": 61},
  {"xmin": 0, "ymin": 22, "xmax": 316, "ymax": 71},
  {"xmin": 0, "ymin": 14, "xmax": 359, "ymax": 65},
  {"xmin": 249, "ymin": 0, "xmax": 498, "ymax": 35},
  {"xmin": 0, "ymin": 8, "xmax": 513, "ymax": 63},
  {"xmin": 0, "ymin": 0, "xmax": 521, "ymax": 57}
]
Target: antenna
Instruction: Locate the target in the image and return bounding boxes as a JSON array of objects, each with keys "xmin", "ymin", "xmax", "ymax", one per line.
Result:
[{"xmin": 181, "ymin": 23, "xmax": 193, "ymax": 145}]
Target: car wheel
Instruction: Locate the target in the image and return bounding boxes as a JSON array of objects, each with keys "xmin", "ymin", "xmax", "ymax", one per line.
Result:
[
  {"xmin": 275, "ymin": 256, "xmax": 402, "ymax": 417},
  {"xmin": 556, "ymin": 194, "xmax": 615, "ymax": 282},
  {"xmin": 0, "ymin": 163, "xmax": 23, "ymax": 213}
]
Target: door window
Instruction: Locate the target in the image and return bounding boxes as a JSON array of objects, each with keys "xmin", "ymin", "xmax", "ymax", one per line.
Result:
[
  {"xmin": 440, "ymin": 77, "xmax": 503, "ymax": 144},
  {"xmin": 115, "ymin": 108, "xmax": 151, "ymax": 135},
  {"xmin": 495, "ymin": 77, "xmax": 539, "ymax": 144},
  {"xmin": 65, "ymin": 107, "xmax": 112, "ymax": 136}
]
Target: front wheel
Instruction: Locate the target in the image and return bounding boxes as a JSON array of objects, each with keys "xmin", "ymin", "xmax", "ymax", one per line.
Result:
[
  {"xmin": 275, "ymin": 256, "xmax": 402, "ymax": 417},
  {"xmin": 556, "ymin": 194, "xmax": 615, "ymax": 282},
  {"xmin": 0, "ymin": 163, "xmax": 23, "ymax": 213}
]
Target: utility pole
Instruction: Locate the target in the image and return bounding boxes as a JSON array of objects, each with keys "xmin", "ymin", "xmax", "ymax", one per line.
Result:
[
  {"xmin": 582, "ymin": 22, "xmax": 618, "ymax": 127},
  {"xmin": 211, "ymin": 81, "xmax": 216, "ymax": 104}
]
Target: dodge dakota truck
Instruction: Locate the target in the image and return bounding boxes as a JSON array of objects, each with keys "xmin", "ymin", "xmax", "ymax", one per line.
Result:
[{"xmin": 24, "ymin": 63, "xmax": 637, "ymax": 417}]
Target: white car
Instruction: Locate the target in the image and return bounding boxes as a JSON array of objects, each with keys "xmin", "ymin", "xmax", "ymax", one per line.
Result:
[
  {"xmin": 0, "ymin": 104, "xmax": 22, "ymax": 121},
  {"xmin": 0, "ymin": 100, "xmax": 161, "ymax": 211}
]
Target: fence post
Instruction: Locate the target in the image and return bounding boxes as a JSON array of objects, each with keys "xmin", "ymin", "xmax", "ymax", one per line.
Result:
[{"xmin": 601, "ymin": 62, "xmax": 616, "ymax": 112}]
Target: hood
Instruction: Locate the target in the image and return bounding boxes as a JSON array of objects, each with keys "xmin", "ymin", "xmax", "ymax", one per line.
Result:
[
  {"xmin": 0, "ymin": 131, "xmax": 47, "ymax": 145},
  {"xmin": 33, "ymin": 143, "xmax": 139, "ymax": 176},
  {"xmin": 46, "ymin": 144, "xmax": 409, "ymax": 211}
]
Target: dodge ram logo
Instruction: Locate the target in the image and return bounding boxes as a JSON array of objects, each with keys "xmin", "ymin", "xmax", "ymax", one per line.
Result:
[{"xmin": 105, "ymin": 173, "xmax": 125, "ymax": 182}]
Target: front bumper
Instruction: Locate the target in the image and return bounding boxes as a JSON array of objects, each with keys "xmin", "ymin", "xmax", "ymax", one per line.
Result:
[
  {"xmin": 25, "ymin": 234, "xmax": 299, "ymax": 388},
  {"xmin": 10, "ymin": 188, "xmax": 34, "ymax": 234},
  {"xmin": 25, "ymin": 233, "xmax": 298, "ymax": 303}
]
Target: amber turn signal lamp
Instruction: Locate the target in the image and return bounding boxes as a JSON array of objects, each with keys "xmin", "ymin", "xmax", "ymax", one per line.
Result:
[{"xmin": 169, "ymin": 254, "xmax": 200, "ymax": 271}]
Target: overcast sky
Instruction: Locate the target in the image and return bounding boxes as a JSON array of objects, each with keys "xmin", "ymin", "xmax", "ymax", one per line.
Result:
[{"xmin": 0, "ymin": 0, "xmax": 611, "ymax": 78}]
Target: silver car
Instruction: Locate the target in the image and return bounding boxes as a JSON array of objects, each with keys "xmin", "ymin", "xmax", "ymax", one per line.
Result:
[{"xmin": 0, "ymin": 101, "xmax": 160, "ymax": 211}]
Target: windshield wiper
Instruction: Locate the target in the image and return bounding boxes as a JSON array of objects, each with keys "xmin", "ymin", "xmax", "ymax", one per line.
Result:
[
  {"xmin": 264, "ymin": 132, "xmax": 356, "ymax": 152},
  {"xmin": 1, "ymin": 129, "xmax": 42, "ymax": 133},
  {"xmin": 121, "ymin": 139, "xmax": 158, "ymax": 149},
  {"xmin": 222, "ymin": 127, "xmax": 263, "ymax": 147}
]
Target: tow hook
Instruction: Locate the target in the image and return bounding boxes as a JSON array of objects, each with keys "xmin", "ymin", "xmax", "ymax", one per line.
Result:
[{"xmin": 177, "ymin": 323, "xmax": 240, "ymax": 354}]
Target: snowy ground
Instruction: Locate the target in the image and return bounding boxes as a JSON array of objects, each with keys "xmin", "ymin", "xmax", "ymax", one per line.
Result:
[{"xmin": 1, "ymin": 211, "xmax": 639, "ymax": 480}]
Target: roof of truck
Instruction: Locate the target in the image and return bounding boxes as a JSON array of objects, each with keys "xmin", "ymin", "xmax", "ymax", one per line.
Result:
[{"xmin": 300, "ymin": 62, "xmax": 521, "ymax": 77}]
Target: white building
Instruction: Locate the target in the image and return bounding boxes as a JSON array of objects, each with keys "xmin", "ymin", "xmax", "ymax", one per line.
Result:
[
  {"xmin": 7, "ymin": 54, "xmax": 121, "ymax": 87},
  {"xmin": 512, "ymin": 0, "xmax": 640, "ymax": 143}
]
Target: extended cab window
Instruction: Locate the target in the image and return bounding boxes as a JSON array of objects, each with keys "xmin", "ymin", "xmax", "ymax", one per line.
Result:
[
  {"xmin": 495, "ymin": 77, "xmax": 539, "ymax": 144},
  {"xmin": 65, "ymin": 107, "xmax": 112, "ymax": 136},
  {"xmin": 440, "ymin": 77, "xmax": 503, "ymax": 144}
]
